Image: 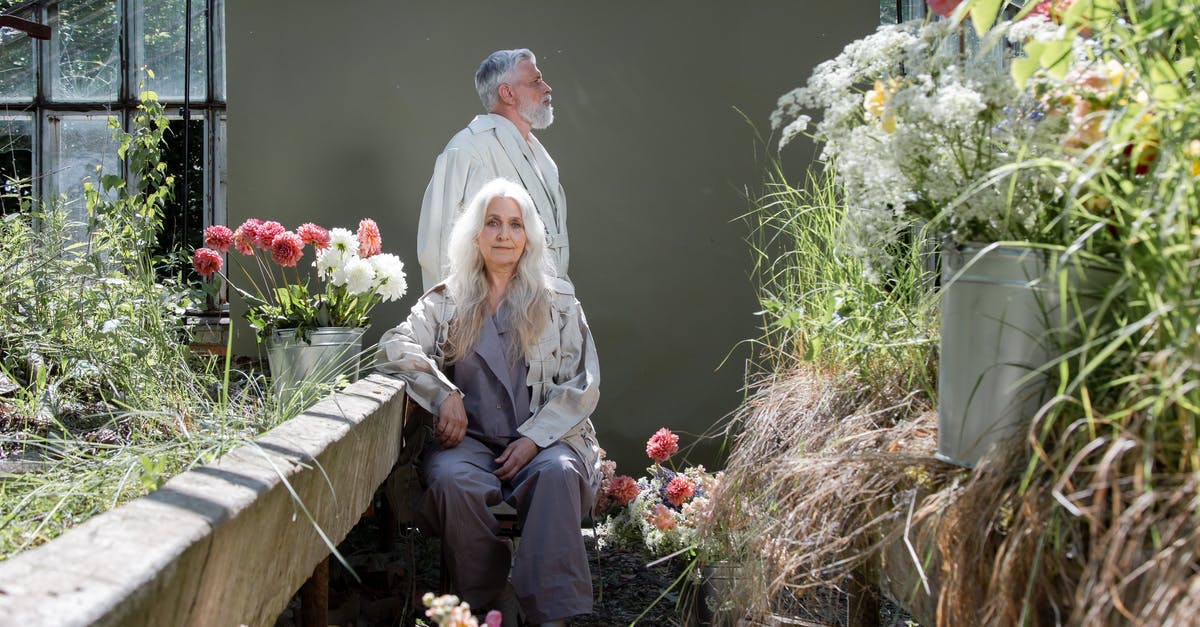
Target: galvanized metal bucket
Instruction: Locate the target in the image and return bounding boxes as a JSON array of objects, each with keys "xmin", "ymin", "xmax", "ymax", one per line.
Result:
[
  {"xmin": 937, "ymin": 243, "xmax": 1112, "ymax": 466},
  {"xmin": 266, "ymin": 327, "xmax": 366, "ymax": 410}
]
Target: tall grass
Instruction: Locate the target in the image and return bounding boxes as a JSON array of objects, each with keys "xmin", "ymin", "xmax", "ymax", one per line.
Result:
[
  {"xmin": 747, "ymin": 163, "xmax": 937, "ymax": 396},
  {"xmin": 0, "ymin": 91, "xmax": 295, "ymax": 559},
  {"xmin": 698, "ymin": 162, "xmax": 952, "ymax": 621},
  {"xmin": 717, "ymin": 4, "xmax": 1199, "ymax": 623}
]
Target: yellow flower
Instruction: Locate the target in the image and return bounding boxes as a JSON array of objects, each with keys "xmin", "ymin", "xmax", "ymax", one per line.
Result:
[
  {"xmin": 1186, "ymin": 140, "xmax": 1200, "ymax": 177},
  {"xmin": 863, "ymin": 79, "xmax": 898, "ymax": 133}
]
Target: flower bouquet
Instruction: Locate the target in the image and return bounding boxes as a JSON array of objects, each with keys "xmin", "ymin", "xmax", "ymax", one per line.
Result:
[
  {"xmin": 768, "ymin": 4, "xmax": 1117, "ymax": 278},
  {"xmin": 191, "ymin": 218, "xmax": 407, "ymax": 343},
  {"xmin": 595, "ymin": 428, "xmax": 722, "ymax": 560}
]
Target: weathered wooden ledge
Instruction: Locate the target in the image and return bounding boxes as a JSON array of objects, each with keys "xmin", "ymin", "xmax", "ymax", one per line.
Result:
[{"xmin": 0, "ymin": 373, "xmax": 406, "ymax": 627}]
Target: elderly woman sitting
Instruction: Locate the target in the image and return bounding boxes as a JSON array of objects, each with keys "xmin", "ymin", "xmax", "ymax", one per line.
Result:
[{"xmin": 377, "ymin": 178, "xmax": 601, "ymax": 626}]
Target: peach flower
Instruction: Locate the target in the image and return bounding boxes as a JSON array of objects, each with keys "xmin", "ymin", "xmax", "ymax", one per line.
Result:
[
  {"xmin": 192, "ymin": 247, "xmax": 222, "ymax": 277},
  {"xmin": 357, "ymin": 218, "xmax": 382, "ymax": 258},
  {"xmin": 645, "ymin": 428, "xmax": 679, "ymax": 463},
  {"xmin": 270, "ymin": 231, "xmax": 305, "ymax": 267},
  {"xmin": 203, "ymin": 225, "xmax": 234, "ymax": 253},
  {"xmin": 606, "ymin": 475, "xmax": 639, "ymax": 506},
  {"xmin": 665, "ymin": 476, "xmax": 696, "ymax": 508}
]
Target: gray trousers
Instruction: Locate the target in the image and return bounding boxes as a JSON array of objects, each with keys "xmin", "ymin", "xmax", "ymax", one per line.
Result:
[{"xmin": 419, "ymin": 436, "xmax": 593, "ymax": 623}]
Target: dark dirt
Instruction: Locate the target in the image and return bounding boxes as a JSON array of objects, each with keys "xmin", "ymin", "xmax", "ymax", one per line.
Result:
[
  {"xmin": 274, "ymin": 505, "xmax": 917, "ymax": 627},
  {"xmin": 274, "ymin": 511, "xmax": 691, "ymax": 627}
]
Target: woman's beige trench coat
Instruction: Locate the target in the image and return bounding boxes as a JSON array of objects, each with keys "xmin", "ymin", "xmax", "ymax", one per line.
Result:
[{"xmin": 376, "ymin": 277, "xmax": 602, "ymax": 492}]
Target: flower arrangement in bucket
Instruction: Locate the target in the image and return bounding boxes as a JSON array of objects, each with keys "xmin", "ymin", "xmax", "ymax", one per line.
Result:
[
  {"xmin": 193, "ymin": 218, "xmax": 407, "ymax": 342},
  {"xmin": 192, "ymin": 218, "xmax": 407, "ymax": 402},
  {"xmin": 595, "ymin": 428, "xmax": 722, "ymax": 560},
  {"xmin": 764, "ymin": 0, "xmax": 1172, "ymax": 466}
]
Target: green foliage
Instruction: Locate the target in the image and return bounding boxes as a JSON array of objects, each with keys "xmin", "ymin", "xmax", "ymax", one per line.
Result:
[
  {"xmin": 748, "ymin": 164, "xmax": 937, "ymax": 396},
  {"xmin": 0, "ymin": 87, "xmax": 282, "ymax": 559},
  {"xmin": 84, "ymin": 88, "xmax": 174, "ymax": 274}
]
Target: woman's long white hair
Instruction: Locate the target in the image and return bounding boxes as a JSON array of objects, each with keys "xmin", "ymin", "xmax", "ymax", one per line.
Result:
[{"xmin": 444, "ymin": 178, "xmax": 553, "ymax": 364}]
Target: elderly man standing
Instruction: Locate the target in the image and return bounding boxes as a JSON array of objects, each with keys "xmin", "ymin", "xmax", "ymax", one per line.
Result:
[{"xmin": 418, "ymin": 48, "xmax": 569, "ymax": 291}]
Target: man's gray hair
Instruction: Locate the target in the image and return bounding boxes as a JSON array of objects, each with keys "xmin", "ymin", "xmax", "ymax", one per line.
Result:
[{"xmin": 475, "ymin": 48, "xmax": 536, "ymax": 112}]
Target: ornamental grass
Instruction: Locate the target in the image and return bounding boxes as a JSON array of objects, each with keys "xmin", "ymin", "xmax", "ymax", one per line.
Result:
[{"xmin": 712, "ymin": 1, "xmax": 1200, "ymax": 624}]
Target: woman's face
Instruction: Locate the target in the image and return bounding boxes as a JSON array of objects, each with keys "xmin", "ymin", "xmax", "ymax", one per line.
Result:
[{"xmin": 476, "ymin": 196, "xmax": 527, "ymax": 273}]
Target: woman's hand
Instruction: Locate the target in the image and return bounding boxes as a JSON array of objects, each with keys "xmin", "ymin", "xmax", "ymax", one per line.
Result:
[
  {"xmin": 437, "ymin": 391, "xmax": 468, "ymax": 448},
  {"xmin": 493, "ymin": 437, "xmax": 539, "ymax": 481}
]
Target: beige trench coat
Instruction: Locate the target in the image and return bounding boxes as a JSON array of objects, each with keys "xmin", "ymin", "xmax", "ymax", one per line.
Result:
[
  {"xmin": 416, "ymin": 113, "xmax": 569, "ymax": 291},
  {"xmin": 375, "ymin": 277, "xmax": 601, "ymax": 492}
]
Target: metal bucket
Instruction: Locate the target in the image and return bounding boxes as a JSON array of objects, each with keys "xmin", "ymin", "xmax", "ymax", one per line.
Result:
[
  {"xmin": 937, "ymin": 244, "xmax": 1112, "ymax": 466},
  {"xmin": 266, "ymin": 327, "xmax": 365, "ymax": 410}
]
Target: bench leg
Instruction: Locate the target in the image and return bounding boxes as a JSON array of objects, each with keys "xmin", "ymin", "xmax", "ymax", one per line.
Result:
[{"xmin": 301, "ymin": 556, "xmax": 329, "ymax": 627}]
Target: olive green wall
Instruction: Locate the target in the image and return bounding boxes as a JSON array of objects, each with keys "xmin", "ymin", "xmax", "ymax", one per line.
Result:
[{"xmin": 226, "ymin": 1, "xmax": 878, "ymax": 472}]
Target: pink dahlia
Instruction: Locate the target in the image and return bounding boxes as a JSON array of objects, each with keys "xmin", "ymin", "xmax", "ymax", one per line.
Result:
[
  {"xmin": 203, "ymin": 225, "xmax": 234, "ymax": 253},
  {"xmin": 646, "ymin": 427, "xmax": 679, "ymax": 463},
  {"xmin": 192, "ymin": 247, "xmax": 223, "ymax": 277},
  {"xmin": 255, "ymin": 220, "xmax": 285, "ymax": 249},
  {"xmin": 606, "ymin": 475, "xmax": 640, "ymax": 506},
  {"xmin": 665, "ymin": 475, "xmax": 696, "ymax": 508},
  {"xmin": 926, "ymin": 0, "xmax": 963, "ymax": 18},
  {"xmin": 357, "ymin": 218, "xmax": 382, "ymax": 258},
  {"xmin": 270, "ymin": 231, "xmax": 305, "ymax": 267},
  {"xmin": 485, "ymin": 610, "xmax": 503, "ymax": 627},
  {"xmin": 233, "ymin": 219, "xmax": 262, "ymax": 255},
  {"xmin": 646, "ymin": 503, "xmax": 676, "ymax": 532},
  {"xmin": 297, "ymin": 222, "xmax": 331, "ymax": 250}
]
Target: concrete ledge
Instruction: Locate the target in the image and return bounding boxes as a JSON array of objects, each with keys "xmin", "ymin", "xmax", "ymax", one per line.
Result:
[{"xmin": 0, "ymin": 374, "xmax": 406, "ymax": 627}]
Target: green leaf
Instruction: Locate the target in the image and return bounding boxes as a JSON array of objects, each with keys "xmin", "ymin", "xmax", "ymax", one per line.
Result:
[
  {"xmin": 969, "ymin": 0, "xmax": 1004, "ymax": 38},
  {"xmin": 1011, "ymin": 57, "xmax": 1040, "ymax": 88},
  {"xmin": 1038, "ymin": 39, "xmax": 1074, "ymax": 78},
  {"xmin": 100, "ymin": 174, "xmax": 125, "ymax": 192}
]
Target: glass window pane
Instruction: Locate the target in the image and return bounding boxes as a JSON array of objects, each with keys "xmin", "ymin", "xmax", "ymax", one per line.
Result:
[
  {"xmin": 212, "ymin": 0, "xmax": 225, "ymax": 101},
  {"xmin": 155, "ymin": 118, "xmax": 204, "ymax": 259},
  {"xmin": 0, "ymin": 6, "xmax": 36, "ymax": 101},
  {"xmin": 48, "ymin": 0, "xmax": 121, "ymax": 102},
  {"xmin": 0, "ymin": 114, "xmax": 33, "ymax": 214},
  {"xmin": 44, "ymin": 113, "xmax": 120, "ymax": 236},
  {"xmin": 136, "ymin": 0, "xmax": 207, "ymax": 101},
  {"xmin": 900, "ymin": 0, "xmax": 926, "ymax": 21}
]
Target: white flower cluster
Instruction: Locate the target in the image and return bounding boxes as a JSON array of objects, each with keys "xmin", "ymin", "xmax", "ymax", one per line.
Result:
[
  {"xmin": 772, "ymin": 20, "xmax": 1067, "ymax": 276},
  {"xmin": 314, "ymin": 227, "xmax": 407, "ymax": 301}
]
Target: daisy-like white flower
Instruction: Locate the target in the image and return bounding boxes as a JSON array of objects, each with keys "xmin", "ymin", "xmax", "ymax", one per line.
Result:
[
  {"xmin": 368, "ymin": 253, "xmax": 407, "ymax": 302},
  {"xmin": 343, "ymin": 256, "xmax": 376, "ymax": 295},
  {"xmin": 315, "ymin": 248, "xmax": 347, "ymax": 279},
  {"xmin": 327, "ymin": 227, "xmax": 356, "ymax": 254}
]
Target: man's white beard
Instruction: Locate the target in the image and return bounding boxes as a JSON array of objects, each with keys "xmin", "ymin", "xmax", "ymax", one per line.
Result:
[{"xmin": 520, "ymin": 98, "xmax": 554, "ymax": 130}]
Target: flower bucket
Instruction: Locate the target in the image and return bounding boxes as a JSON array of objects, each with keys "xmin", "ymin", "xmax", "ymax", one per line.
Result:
[
  {"xmin": 686, "ymin": 561, "xmax": 744, "ymax": 627},
  {"xmin": 937, "ymin": 243, "xmax": 1113, "ymax": 466},
  {"xmin": 184, "ymin": 310, "xmax": 230, "ymax": 356},
  {"xmin": 266, "ymin": 327, "xmax": 366, "ymax": 409}
]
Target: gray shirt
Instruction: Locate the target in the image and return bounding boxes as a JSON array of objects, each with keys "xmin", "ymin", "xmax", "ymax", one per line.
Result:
[{"xmin": 450, "ymin": 303, "xmax": 532, "ymax": 449}]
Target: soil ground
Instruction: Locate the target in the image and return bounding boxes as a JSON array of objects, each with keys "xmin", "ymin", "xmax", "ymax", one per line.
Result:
[{"xmin": 274, "ymin": 508, "xmax": 916, "ymax": 626}]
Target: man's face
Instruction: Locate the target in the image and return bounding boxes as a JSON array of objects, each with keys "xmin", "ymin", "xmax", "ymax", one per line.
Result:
[{"xmin": 508, "ymin": 58, "xmax": 553, "ymax": 129}]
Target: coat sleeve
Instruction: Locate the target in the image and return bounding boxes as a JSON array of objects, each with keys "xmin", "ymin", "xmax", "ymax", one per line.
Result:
[
  {"xmin": 375, "ymin": 296, "xmax": 460, "ymax": 415},
  {"xmin": 417, "ymin": 147, "xmax": 487, "ymax": 292},
  {"xmin": 517, "ymin": 298, "xmax": 601, "ymax": 448}
]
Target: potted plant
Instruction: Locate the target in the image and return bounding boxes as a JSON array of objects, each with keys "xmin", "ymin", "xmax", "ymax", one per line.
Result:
[
  {"xmin": 768, "ymin": 1, "xmax": 1126, "ymax": 465},
  {"xmin": 192, "ymin": 218, "xmax": 407, "ymax": 407}
]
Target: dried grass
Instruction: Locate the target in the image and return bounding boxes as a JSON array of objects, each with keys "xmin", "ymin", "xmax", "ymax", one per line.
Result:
[
  {"xmin": 704, "ymin": 365, "xmax": 957, "ymax": 621},
  {"xmin": 711, "ymin": 365, "xmax": 1200, "ymax": 626}
]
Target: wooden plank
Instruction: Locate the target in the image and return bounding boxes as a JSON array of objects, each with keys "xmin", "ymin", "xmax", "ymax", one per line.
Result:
[
  {"xmin": 0, "ymin": 374, "xmax": 406, "ymax": 627},
  {"xmin": 0, "ymin": 15, "xmax": 50, "ymax": 40}
]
